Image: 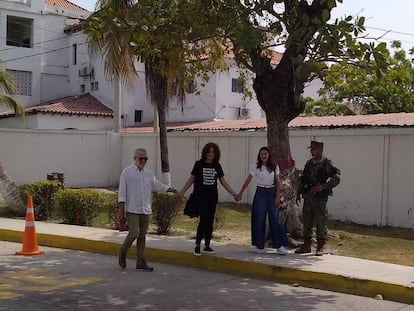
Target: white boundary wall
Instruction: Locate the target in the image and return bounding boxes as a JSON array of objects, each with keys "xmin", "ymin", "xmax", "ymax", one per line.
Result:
[{"xmin": 1, "ymin": 127, "xmax": 413, "ymax": 228}]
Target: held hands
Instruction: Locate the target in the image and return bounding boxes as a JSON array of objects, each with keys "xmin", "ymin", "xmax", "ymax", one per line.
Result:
[
  {"xmin": 167, "ymin": 188, "xmax": 184, "ymax": 202},
  {"xmin": 175, "ymin": 190, "xmax": 184, "ymax": 202},
  {"xmin": 234, "ymin": 193, "xmax": 242, "ymax": 202}
]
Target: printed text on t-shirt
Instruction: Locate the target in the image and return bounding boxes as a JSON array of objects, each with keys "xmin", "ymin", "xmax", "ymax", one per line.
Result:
[{"xmin": 203, "ymin": 168, "xmax": 216, "ymax": 185}]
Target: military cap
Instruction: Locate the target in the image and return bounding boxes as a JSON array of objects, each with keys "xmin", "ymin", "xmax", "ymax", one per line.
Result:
[{"xmin": 308, "ymin": 140, "xmax": 324, "ymax": 149}]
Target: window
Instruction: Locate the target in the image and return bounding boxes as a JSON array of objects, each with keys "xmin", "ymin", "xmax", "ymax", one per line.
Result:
[
  {"xmin": 231, "ymin": 78, "xmax": 244, "ymax": 93},
  {"xmin": 91, "ymin": 82, "xmax": 98, "ymax": 92},
  {"xmin": 7, "ymin": 16, "xmax": 33, "ymax": 48},
  {"xmin": 134, "ymin": 110, "xmax": 143, "ymax": 123},
  {"xmin": 80, "ymin": 84, "xmax": 85, "ymax": 93},
  {"xmin": 6, "ymin": 70, "xmax": 32, "ymax": 96},
  {"xmin": 72, "ymin": 44, "xmax": 77, "ymax": 65}
]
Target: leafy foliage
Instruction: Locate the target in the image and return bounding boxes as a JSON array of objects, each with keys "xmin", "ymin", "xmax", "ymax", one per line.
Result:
[
  {"xmin": 303, "ymin": 97, "xmax": 355, "ymax": 116},
  {"xmin": 318, "ymin": 41, "xmax": 414, "ymax": 113},
  {"xmin": 152, "ymin": 192, "xmax": 182, "ymax": 235},
  {"xmin": 0, "ymin": 63, "xmax": 25, "ymax": 117},
  {"xmin": 85, "ymin": 0, "xmax": 228, "ymax": 99},
  {"xmin": 54, "ymin": 189, "xmax": 105, "ymax": 226},
  {"xmin": 84, "ymin": 1, "xmax": 386, "ymax": 239},
  {"xmin": 19, "ymin": 180, "xmax": 60, "ymax": 220}
]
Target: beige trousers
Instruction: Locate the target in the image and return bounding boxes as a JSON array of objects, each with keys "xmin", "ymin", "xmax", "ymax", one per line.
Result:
[{"xmin": 120, "ymin": 212, "xmax": 150, "ymax": 261}]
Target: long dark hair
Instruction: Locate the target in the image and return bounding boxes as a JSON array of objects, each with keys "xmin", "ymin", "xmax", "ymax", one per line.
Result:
[
  {"xmin": 256, "ymin": 146, "xmax": 275, "ymax": 172},
  {"xmin": 201, "ymin": 142, "xmax": 221, "ymax": 163}
]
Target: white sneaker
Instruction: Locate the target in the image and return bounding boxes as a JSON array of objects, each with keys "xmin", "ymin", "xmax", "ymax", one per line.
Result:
[
  {"xmin": 255, "ymin": 247, "xmax": 266, "ymax": 254},
  {"xmin": 277, "ymin": 246, "xmax": 288, "ymax": 255}
]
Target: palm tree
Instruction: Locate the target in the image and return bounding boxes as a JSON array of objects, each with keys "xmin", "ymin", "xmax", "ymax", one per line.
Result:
[
  {"xmin": 0, "ymin": 64, "xmax": 26, "ymax": 214},
  {"xmin": 86, "ymin": 0, "xmax": 172, "ymax": 182},
  {"xmin": 85, "ymin": 0, "xmax": 216, "ymax": 185}
]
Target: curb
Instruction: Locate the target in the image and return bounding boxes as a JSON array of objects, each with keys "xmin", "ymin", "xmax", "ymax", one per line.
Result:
[{"xmin": 1, "ymin": 228, "xmax": 413, "ymax": 304}]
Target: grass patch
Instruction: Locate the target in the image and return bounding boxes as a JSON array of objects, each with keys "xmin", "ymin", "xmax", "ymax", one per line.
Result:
[
  {"xmin": 90, "ymin": 202, "xmax": 414, "ymax": 267},
  {"xmin": 328, "ymin": 220, "xmax": 414, "ymax": 266}
]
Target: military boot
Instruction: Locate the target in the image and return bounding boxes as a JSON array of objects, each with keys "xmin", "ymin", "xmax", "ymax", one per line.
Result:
[
  {"xmin": 315, "ymin": 241, "xmax": 325, "ymax": 256},
  {"xmin": 294, "ymin": 240, "xmax": 312, "ymax": 254}
]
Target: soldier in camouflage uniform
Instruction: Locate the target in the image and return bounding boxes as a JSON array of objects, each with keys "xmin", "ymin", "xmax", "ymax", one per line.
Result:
[{"xmin": 295, "ymin": 141, "xmax": 340, "ymax": 256}]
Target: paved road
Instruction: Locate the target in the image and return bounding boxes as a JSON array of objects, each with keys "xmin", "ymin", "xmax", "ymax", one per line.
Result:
[{"xmin": 1, "ymin": 242, "xmax": 413, "ymax": 311}]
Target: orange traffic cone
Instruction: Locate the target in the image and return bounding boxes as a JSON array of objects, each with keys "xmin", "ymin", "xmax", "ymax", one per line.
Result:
[{"xmin": 16, "ymin": 196, "xmax": 45, "ymax": 256}]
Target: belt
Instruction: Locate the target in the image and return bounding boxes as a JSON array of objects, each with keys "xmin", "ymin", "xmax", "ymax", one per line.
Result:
[{"xmin": 257, "ymin": 184, "xmax": 274, "ymax": 189}]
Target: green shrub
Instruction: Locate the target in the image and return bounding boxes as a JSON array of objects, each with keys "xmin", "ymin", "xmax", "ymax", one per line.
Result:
[
  {"xmin": 19, "ymin": 180, "xmax": 60, "ymax": 220},
  {"xmin": 54, "ymin": 189, "xmax": 104, "ymax": 226},
  {"xmin": 104, "ymin": 192, "xmax": 120, "ymax": 229},
  {"xmin": 152, "ymin": 192, "xmax": 182, "ymax": 235}
]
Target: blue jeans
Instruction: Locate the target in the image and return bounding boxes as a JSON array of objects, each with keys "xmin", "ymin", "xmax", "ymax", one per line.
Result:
[{"xmin": 251, "ymin": 187, "xmax": 288, "ymax": 249}]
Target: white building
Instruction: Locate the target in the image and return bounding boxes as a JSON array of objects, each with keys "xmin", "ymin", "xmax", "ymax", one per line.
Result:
[
  {"xmin": 0, "ymin": 0, "xmax": 316, "ymax": 130},
  {"xmin": 0, "ymin": 0, "xmax": 89, "ymax": 108}
]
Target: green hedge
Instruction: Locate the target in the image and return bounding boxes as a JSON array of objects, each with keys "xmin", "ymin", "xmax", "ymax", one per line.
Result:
[
  {"xmin": 54, "ymin": 189, "xmax": 107, "ymax": 226},
  {"xmin": 19, "ymin": 180, "xmax": 60, "ymax": 220},
  {"xmin": 152, "ymin": 192, "xmax": 182, "ymax": 235}
]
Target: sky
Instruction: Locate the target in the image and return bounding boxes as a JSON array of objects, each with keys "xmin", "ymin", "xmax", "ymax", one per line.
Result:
[{"xmin": 70, "ymin": 0, "xmax": 414, "ymax": 52}]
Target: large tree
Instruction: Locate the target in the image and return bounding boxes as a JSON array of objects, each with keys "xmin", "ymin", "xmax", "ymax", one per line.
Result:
[
  {"xmin": 86, "ymin": 0, "xmax": 375, "ymax": 168},
  {"xmin": 86, "ymin": 0, "xmax": 382, "ymax": 240},
  {"xmin": 210, "ymin": 0, "xmax": 379, "ymax": 162},
  {"xmin": 194, "ymin": 0, "xmax": 380, "ymax": 239},
  {"xmin": 0, "ymin": 64, "xmax": 25, "ymax": 214}
]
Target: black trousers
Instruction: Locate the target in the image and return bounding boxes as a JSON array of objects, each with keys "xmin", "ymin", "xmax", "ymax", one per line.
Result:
[{"xmin": 195, "ymin": 200, "xmax": 217, "ymax": 246}]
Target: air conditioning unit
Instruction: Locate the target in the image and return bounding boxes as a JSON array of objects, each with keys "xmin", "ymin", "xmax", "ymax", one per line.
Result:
[
  {"xmin": 78, "ymin": 67, "xmax": 94, "ymax": 78},
  {"xmin": 78, "ymin": 67, "xmax": 88, "ymax": 77},
  {"xmin": 239, "ymin": 107, "xmax": 250, "ymax": 117}
]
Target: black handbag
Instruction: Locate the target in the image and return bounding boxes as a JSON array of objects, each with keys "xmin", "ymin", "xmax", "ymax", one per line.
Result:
[{"xmin": 184, "ymin": 193, "xmax": 199, "ymax": 218}]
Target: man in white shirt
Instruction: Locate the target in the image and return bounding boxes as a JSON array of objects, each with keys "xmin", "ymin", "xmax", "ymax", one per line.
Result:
[{"xmin": 118, "ymin": 148, "xmax": 178, "ymax": 271}]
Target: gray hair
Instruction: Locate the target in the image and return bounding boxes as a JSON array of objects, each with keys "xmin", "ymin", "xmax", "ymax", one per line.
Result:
[{"xmin": 134, "ymin": 148, "xmax": 147, "ymax": 157}]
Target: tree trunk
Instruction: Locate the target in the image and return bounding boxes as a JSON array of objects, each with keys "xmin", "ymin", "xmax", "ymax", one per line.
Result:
[
  {"xmin": 0, "ymin": 162, "xmax": 25, "ymax": 215},
  {"xmin": 145, "ymin": 58, "xmax": 171, "ymax": 186},
  {"xmin": 266, "ymin": 111, "xmax": 303, "ymax": 241},
  {"xmin": 252, "ymin": 52, "xmax": 306, "ymax": 242}
]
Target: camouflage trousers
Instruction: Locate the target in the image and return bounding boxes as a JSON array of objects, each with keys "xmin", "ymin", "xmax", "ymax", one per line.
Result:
[{"xmin": 302, "ymin": 192, "xmax": 329, "ymax": 244}]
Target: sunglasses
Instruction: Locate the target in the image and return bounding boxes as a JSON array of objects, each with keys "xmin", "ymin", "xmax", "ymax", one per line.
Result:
[{"xmin": 135, "ymin": 157, "xmax": 148, "ymax": 161}]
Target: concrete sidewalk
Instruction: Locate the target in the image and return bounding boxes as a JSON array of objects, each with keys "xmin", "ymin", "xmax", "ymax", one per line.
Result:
[{"xmin": 0, "ymin": 217, "xmax": 413, "ymax": 304}]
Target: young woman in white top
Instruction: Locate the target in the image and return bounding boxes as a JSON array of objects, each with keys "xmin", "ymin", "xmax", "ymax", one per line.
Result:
[{"xmin": 236, "ymin": 146, "xmax": 289, "ymax": 255}]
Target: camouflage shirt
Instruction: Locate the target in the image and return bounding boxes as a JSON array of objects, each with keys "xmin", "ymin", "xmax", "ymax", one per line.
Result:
[{"xmin": 298, "ymin": 157, "xmax": 340, "ymax": 197}]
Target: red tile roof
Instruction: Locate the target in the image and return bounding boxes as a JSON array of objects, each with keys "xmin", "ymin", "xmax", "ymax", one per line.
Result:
[
  {"xmin": 124, "ymin": 112, "xmax": 414, "ymax": 133},
  {"xmin": 0, "ymin": 94, "xmax": 113, "ymax": 118},
  {"xmin": 27, "ymin": 93, "xmax": 113, "ymax": 117},
  {"xmin": 45, "ymin": 0, "xmax": 87, "ymax": 11}
]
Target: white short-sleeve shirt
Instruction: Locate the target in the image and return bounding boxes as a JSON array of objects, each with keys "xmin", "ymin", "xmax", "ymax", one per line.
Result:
[{"xmin": 249, "ymin": 164, "xmax": 280, "ymax": 187}]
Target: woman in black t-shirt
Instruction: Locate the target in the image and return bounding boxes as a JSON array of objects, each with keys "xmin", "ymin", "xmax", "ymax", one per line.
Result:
[{"xmin": 179, "ymin": 142, "xmax": 237, "ymax": 256}]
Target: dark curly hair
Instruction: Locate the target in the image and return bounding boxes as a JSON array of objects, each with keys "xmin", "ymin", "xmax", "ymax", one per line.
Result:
[
  {"xmin": 201, "ymin": 142, "xmax": 221, "ymax": 163},
  {"xmin": 256, "ymin": 146, "xmax": 275, "ymax": 172}
]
